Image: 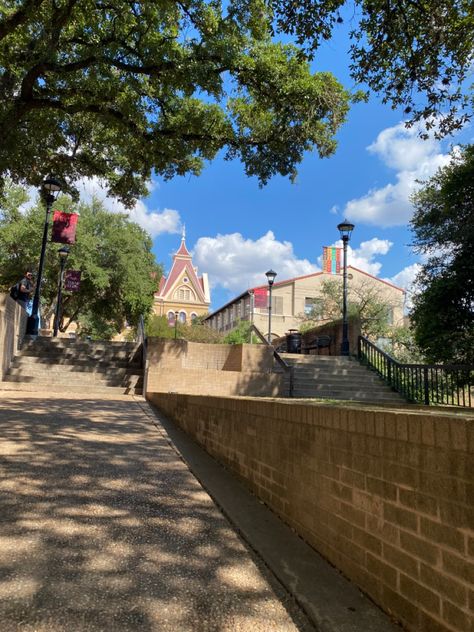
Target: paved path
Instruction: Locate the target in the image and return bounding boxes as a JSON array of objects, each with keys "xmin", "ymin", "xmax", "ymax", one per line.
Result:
[{"xmin": 0, "ymin": 393, "xmax": 313, "ymax": 632}]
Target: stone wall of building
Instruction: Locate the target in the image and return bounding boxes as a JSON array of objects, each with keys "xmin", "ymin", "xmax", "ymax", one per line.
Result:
[
  {"xmin": 148, "ymin": 393, "xmax": 474, "ymax": 632},
  {"xmin": 0, "ymin": 293, "xmax": 27, "ymax": 379}
]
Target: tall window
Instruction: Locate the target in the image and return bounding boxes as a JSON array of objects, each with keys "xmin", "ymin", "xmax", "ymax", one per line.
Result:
[
  {"xmin": 179, "ymin": 311, "xmax": 187, "ymax": 323},
  {"xmin": 174, "ymin": 286, "xmax": 195, "ymax": 301},
  {"xmin": 167, "ymin": 311, "xmax": 175, "ymax": 325}
]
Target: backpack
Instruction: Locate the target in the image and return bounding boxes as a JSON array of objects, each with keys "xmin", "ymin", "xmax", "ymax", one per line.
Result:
[{"xmin": 9, "ymin": 284, "xmax": 19, "ymax": 300}]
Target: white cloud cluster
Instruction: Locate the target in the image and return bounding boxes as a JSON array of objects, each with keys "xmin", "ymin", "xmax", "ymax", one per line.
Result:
[
  {"xmin": 192, "ymin": 231, "xmax": 319, "ymax": 293},
  {"xmin": 343, "ymin": 122, "xmax": 455, "ymax": 227},
  {"xmin": 77, "ymin": 177, "xmax": 182, "ymax": 238}
]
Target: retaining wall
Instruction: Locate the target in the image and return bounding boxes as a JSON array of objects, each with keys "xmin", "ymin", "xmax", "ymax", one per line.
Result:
[
  {"xmin": 0, "ymin": 293, "xmax": 27, "ymax": 379},
  {"xmin": 148, "ymin": 393, "xmax": 474, "ymax": 632},
  {"xmin": 146, "ymin": 339, "xmax": 284, "ymax": 397}
]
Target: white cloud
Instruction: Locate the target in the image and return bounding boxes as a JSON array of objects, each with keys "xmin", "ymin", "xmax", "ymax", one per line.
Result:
[
  {"xmin": 77, "ymin": 177, "xmax": 181, "ymax": 238},
  {"xmin": 343, "ymin": 122, "xmax": 455, "ymax": 227},
  {"xmin": 317, "ymin": 237, "xmax": 393, "ymax": 276},
  {"xmin": 329, "ymin": 204, "xmax": 339, "ymax": 215},
  {"xmin": 388, "ymin": 263, "xmax": 421, "ymax": 291},
  {"xmin": 192, "ymin": 231, "xmax": 319, "ymax": 293},
  {"xmin": 386, "ymin": 262, "xmax": 422, "ymax": 309}
]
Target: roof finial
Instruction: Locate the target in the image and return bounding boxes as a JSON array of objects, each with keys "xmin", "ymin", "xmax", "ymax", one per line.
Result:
[{"xmin": 182, "ymin": 224, "xmax": 186, "ymax": 241}]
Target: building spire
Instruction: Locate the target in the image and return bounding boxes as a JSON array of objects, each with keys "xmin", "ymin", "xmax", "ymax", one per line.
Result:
[{"xmin": 182, "ymin": 224, "xmax": 186, "ymax": 242}]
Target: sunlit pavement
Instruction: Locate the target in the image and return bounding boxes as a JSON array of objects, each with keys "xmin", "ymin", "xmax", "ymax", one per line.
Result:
[{"xmin": 0, "ymin": 392, "xmax": 313, "ymax": 632}]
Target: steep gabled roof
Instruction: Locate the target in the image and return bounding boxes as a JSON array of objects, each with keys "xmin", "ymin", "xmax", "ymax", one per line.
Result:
[{"xmin": 156, "ymin": 235, "xmax": 209, "ymax": 304}]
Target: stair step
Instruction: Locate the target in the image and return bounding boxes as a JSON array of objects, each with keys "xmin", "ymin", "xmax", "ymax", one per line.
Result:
[
  {"xmin": 21, "ymin": 338, "xmax": 136, "ymax": 349},
  {"xmin": 3, "ymin": 372, "xmax": 142, "ymax": 384},
  {"xmin": 0, "ymin": 382, "xmax": 142, "ymax": 395},
  {"xmin": 8, "ymin": 364, "xmax": 142, "ymax": 375},
  {"xmin": 11, "ymin": 356, "xmax": 140, "ymax": 371}
]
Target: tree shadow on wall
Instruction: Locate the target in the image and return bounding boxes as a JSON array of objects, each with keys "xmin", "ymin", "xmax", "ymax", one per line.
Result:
[{"xmin": 0, "ymin": 397, "xmax": 311, "ymax": 632}]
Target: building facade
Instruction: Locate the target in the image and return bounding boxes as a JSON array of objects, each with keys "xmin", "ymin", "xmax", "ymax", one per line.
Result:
[
  {"xmin": 153, "ymin": 233, "xmax": 211, "ymax": 324},
  {"xmin": 204, "ymin": 266, "xmax": 405, "ymax": 340}
]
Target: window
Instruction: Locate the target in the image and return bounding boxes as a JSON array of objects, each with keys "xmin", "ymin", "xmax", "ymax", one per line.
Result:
[
  {"xmin": 304, "ymin": 297, "xmax": 315, "ymax": 316},
  {"xmin": 387, "ymin": 307, "xmax": 394, "ymax": 325},
  {"xmin": 272, "ymin": 296, "xmax": 283, "ymax": 315},
  {"xmin": 174, "ymin": 286, "xmax": 195, "ymax": 301},
  {"xmin": 167, "ymin": 311, "xmax": 175, "ymax": 325},
  {"xmin": 179, "ymin": 311, "xmax": 187, "ymax": 323},
  {"xmin": 191, "ymin": 312, "xmax": 198, "ymax": 322},
  {"xmin": 305, "ymin": 297, "xmax": 324, "ymax": 320}
]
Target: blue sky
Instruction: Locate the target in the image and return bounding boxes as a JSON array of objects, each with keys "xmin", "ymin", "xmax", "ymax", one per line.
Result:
[{"xmin": 79, "ymin": 19, "xmax": 472, "ymax": 311}]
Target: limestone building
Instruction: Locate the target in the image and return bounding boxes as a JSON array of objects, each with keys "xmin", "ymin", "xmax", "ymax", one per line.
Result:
[
  {"xmin": 205, "ymin": 266, "xmax": 405, "ymax": 340},
  {"xmin": 153, "ymin": 232, "xmax": 211, "ymax": 324}
]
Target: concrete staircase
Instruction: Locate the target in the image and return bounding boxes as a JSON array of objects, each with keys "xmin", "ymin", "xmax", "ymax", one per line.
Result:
[
  {"xmin": 0, "ymin": 338, "xmax": 144, "ymax": 395},
  {"xmin": 278, "ymin": 354, "xmax": 404, "ymax": 404}
]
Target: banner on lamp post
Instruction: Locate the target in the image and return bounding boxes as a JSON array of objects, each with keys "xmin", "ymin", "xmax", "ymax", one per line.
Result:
[
  {"xmin": 253, "ymin": 288, "xmax": 268, "ymax": 308},
  {"xmin": 64, "ymin": 270, "xmax": 81, "ymax": 292},
  {"xmin": 51, "ymin": 211, "xmax": 79, "ymax": 244},
  {"xmin": 323, "ymin": 246, "xmax": 342, "ymax": 274}
]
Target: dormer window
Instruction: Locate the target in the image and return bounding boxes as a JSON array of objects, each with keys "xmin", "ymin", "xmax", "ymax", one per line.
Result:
[{"xmin": 174, "ymin": 285, "xmax": 196, "ymax": 302}]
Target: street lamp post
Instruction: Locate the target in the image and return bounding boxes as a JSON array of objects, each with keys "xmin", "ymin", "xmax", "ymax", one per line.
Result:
[
  {"xmin": 337, "ymin": 220, "xmax": 355, "ymax": 356},
  {"xmin": 174, "ymin": 310, "xmax": 179, "ymax": 340},
  {"xmin": 53, "ymin": 246, "xmax": 70, "ymax": 337},
  {"xmin": 26, "ymin": 176, "xmax": 62, "ymax": 336},
  {"xmin": 265, "ymin": 269, "xmax": 277, "ymax": 343}
]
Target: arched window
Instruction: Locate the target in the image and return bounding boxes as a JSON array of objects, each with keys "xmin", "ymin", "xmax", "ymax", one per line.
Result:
[
  {"xmin": 179, "ymin": 311, "xmax": 187, "ymax": 323},
  {"xmin": 167, "ymin": 311, "xmax": 175, "ymax": 325},
  {"xmin": 191, "ymin": 312, "xmax": 198, "ymax": 322},
  {"xmin": 173, "ymin": 286, "xmax": 196, "ymax": 302}
]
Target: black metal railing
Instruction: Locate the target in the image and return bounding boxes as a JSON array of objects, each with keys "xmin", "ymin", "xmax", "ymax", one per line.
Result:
[
  {"xmin": 249, "ymin": 324, "xmax": 294, "ymax": 397},
  {"xmin": 358, "ymin": 336, "xmax": 473, "ymax": 407}
]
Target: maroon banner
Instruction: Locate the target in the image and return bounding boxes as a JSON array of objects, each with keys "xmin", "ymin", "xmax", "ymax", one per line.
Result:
[
  {"xmin": 254, "ymin": 288, "xmax": 268, "ymax": 308},
  {"xmin": 51, "ymin": 211, "xmax": 79, "ymax": 244},
  {"xmin": 64, "ymin": 270, "xmax": 81, "ymax": 292}
]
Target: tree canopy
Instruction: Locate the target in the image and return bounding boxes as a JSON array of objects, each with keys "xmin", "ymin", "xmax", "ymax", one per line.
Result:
[
  {"xmin": 0, "ymin": 181, "xmax": 161, "ymax": 337},
  {"xmin": 1, "ymin": 1, "xmax": 471, "ymax": 203},
  {"xmin": 301, "ymin": 277, "xmax": 400, "ymax": 339},
  {"xmin": 410, "ymin": 144, "xmax": 474, "ymax": 365},
  {"xmin": 0, "ymin": 0, "xmax": 351, "ymax": 204}
]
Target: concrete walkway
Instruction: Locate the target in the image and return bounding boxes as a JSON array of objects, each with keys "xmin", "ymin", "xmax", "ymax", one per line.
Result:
[
  {"xmin": 0, "ymin": 393, "xmax": 313, "ymax": 632},
  {"xmin": 0, "ymin": 393, "xmax": 399, "ymax": 632}
]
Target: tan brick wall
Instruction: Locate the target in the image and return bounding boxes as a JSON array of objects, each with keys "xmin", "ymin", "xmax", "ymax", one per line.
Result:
[
  {"xmin": 0, "ymin": 293, "xmax": 27, "ymax": 379},
  {"xmin": 146, "ymin": 339, "xmax": 282, "ymax": 397},
  {"xmin": 148, "ymin": 393, "xmax": 474, "ymax": 632}
]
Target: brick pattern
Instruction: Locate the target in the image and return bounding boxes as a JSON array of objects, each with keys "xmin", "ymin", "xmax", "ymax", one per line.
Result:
[
  {"xmin": 149, "ymin": 393, "xmax": 474, "ymax": 632},
  {"xmin": 146, "ymin": 339, "xmax": 281, "ymax": 397},
  {"xmin": 0, "ymin": 294, "xmax": 27, "ymax": 379}
]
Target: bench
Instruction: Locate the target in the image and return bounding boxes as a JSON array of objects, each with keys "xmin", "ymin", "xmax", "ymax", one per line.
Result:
[{"xmin": 303, "ymin": 335, "xmax": 332, "ymax": 355}]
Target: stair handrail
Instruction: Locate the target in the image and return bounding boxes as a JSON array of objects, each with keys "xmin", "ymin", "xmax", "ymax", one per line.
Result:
[
  {"xmin": 358, "ymin": 335, "xmax": 473, "ymax": 407},
  {"xmin": 249, "ymin": 324, "xmax": 294, "ymax": 397}
]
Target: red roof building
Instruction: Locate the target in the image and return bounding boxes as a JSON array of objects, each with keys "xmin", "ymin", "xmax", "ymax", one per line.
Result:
[{"xmin": 153, "ymin": 231, "xmax": 211, "ymax": 324}]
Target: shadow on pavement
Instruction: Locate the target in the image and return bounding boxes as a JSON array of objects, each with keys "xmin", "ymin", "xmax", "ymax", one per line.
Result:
[{"xmin": 0, "ymin": 397, "xmax": 313, "ymax": 632}]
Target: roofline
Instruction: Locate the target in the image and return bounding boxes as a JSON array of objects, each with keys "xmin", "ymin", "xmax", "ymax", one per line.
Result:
[
  {"xmin": 250, "ymin": 266, "xmax": 405, "ymax": 294},
  {"xmin": 204, "ymin": 266, "xmax": 405, "ymax": 319},
  {"xmin": 204, "ymin": 289, "xmax": 250, "ymax": 320}
]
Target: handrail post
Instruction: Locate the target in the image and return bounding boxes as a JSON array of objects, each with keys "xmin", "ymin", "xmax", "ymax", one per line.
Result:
[{"xmin": 423, "ymin": 367, "xmax": 430, "ymax": 405}]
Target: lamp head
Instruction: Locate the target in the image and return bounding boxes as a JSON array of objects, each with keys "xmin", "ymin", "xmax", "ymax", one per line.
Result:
[
  {"xmin": 337, "ymin": 220, "xmax": 355, "ymax": 241},
  {"xmin": 265, "ymin": 269, "xmax": 277, "ymax": 286},
  {"xmin": 43, "ymin": 176, "xmax": 62, "ymax": 194},
  {"xmin": 58, "ymin": 245, "xmax": 70, "ymax": 260}
]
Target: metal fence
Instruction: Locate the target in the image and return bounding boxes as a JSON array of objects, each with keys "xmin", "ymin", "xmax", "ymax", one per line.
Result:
[{"xmin": 358, "ymin": 336, "xmax": 473, "ymax": 407}]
